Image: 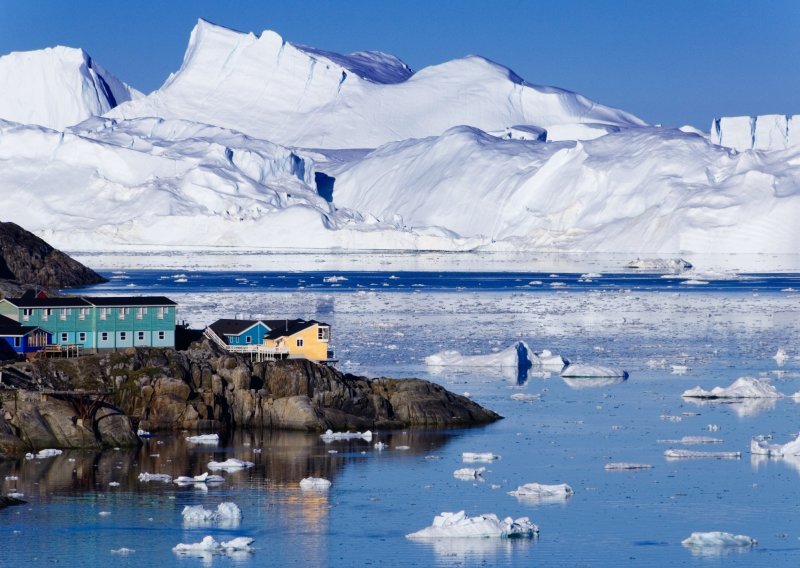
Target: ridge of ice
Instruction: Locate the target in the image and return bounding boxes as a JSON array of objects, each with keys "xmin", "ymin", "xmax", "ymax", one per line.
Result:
[
  {"xmin": 604, "ymin": 463, "xmax": 653, "ymax": 471},
  {"xmin": 406, "ymin": 511, "xmax": 538, "ymax": 539}
]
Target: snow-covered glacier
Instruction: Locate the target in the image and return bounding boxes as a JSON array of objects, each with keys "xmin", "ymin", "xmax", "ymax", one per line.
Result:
[
  {"xmin": 0, "ymin": 46, "xmax": 141, "ymax": 130},
  {"xmin": 106, "ymin": 19, "xmax": 645, "ymax": 148},
  {"xmin": 711, "ymin": 114, "xmax": 800, "ymax": 151}
]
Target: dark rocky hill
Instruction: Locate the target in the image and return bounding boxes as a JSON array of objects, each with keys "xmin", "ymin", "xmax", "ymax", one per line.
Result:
[{"xmin": 0, "ymin": 221, "xmax": 106, "ymax": 292}]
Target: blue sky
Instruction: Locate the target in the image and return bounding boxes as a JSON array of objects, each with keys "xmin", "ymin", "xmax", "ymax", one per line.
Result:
[{"xmin": 1, "ymin": 0, "xmax": 798, "ymax": 128}]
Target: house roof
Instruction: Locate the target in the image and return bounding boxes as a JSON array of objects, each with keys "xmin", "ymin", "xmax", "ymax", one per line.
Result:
[
  {"xmin": 263, "ymin": 319, "xmax": 328, "ymax": 339},
  {"xmin": 2, "ymin": 296, "xmax": 176, "ymax": 308},
  {"xmin": 208, "ymin": 319, "xmax": 265, "ymax": 340},
  {"xmin": 0, "ymin": 314, "xmax": 44, "ymax": 337}
]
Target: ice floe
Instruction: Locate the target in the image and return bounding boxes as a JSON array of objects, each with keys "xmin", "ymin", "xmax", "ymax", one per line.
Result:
[
  {"xmin": 626, "ymin": 258, "xmax": 692, "ymax": 272},
  {"xmin": 604, "ymin": 463, "xmax": 653, "ymax": 471},
  {"xmin": 374, "ymin": 442, "xmax": 387, "ymax": 450},
  {"xmin": 25, "ymin": 449, "xmax": 62, "ymax": 459},
  {"xmin": 462, "ymin": 452, "xmax": 501, "ymax": 462},
  {"xmin": 406, "ymin": 511, "xmax": 538, "ymax": 539},
  {"xmin": 185, "ymin": 434, "xmax": 219, "ymax": 444},
  {"xmin": 507, "ymin": 483, "xmax": 573, "ymax": 503},
  {"xmin": 657, "ymin": 436, "xmax": 723, "ymax": 445},
  {"xmin": 207, "ymin": 459, "xmax": 254, "ymax": 471},
  {"xmin": 173, "ymin": 535, "xmax": 254, "ymax": 557},
  {"xmin": 182, "ymin": 502, "xmax": 242, "ymax": 526},
  {"xmin": 299, "ymin": 477, "xmax": 332, "ymax": 490},
  {"xmin": 110, "ymin": 548, "xmax": 135, "ymax": 555},
  {"xmin": 510, "ymin": 393, "xmax": 540, "ymax": 402},
  {"xmin": 320, "ymin": 429, "xmax": 372, "ymax": 442},
  {"xmin": 174, "ymin": 472, "xmax": 225, "ymax": 485},
  {"xmin": 681, "ymin": 377, "xmax": 782, "ymax": 399},
  {"xmin": 664, "ymin": 449, "xmax": 741, "ymax": 459},
  {"xmin": 138, "ymin": 473, "xmax": 173, "ymax": 483},
  {"xmin": 750, "ymin": 434, "xmax": 800, "ymax": 456},
  {"xmin": 560, "ymin": 365, "xmax": 627, "ymax": 379},
  {"xmin": 774, "ymin": 348, "xmax": 788, "ymax": 365},
  {"xmin": 681, "ymin": 531, "xmax": 756, "ymax": 550},
  {"xmin": 453, "ymin": 467, "xmax": 485, "ymax": 480}
]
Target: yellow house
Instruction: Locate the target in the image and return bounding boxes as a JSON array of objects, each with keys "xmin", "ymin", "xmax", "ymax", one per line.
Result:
[{"xmin": 262, "ymin": 319, "xmax": 332, "ymax": 362}]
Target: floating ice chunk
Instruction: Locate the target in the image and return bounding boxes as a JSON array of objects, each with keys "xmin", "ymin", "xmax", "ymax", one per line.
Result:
[
  {"xmin": 681, "ymin": 279, "xmax": 709, "ymax": 286},
  {"xmin": 453, "ymin": 467, "xmax": 485, "ymax": 480},
  {"xmin": 111, "ymin": 548, "xmax": 135, "ymax": 555},
  {"xmin": 299, "ymin": 477, "xmax": 331, "ymax": 490},
  {"xmin": 561, "ymin": 365, "xmax": 627, "ymax": 379},
  {"xmin": 664, "ymin": 449, "xmax": 741, "ymax": 459},
  {"xmin": 680, "ymin": 436, "xmax": 723, "ymax": 445},
  {"xmin": 792, "ymin": 392, "xmax": 800, "ymax": 400},
  {"xmin": 320, "ymin": 429, "xmax": 372, "ymax": 442},
  {"xmin": 682, "ymin": 377, "xmax": 782, "ymax": 399},
  {"xmin": 323, "ymin": 276, "xmax": 348, "ymax": 283},
  {"xmin": 536, "ymin": 349, "xmax": 567, "ymax": 368},
  {"xmin": 425, "ymin": 342, "xmax": 526, "ymax": 368},
  {"xmin": 626, "ymin": 258, "xmax": 692, "ymax": 271},
  {"xmin": 462, "ymin": 452, "xmax": 500, "ymax": 462},
  {"xmin": 108, "ymin": 482, "xmax": 120, "ymax": 487},
  {"xmin": 507, "ymin": 483, "xmax": 573, "ymax": 503},
  {"xmin": 374, "ymin": 442, "xmax": 387, "ymax": 450},
  {"xmin": 406, "ymin": 511, "xmax": 538, "ymax": 539},
  {"xmin": 138, "ymin": 472, "xmax": 173, "ymax": 483},
  {"xmin": 774, "ymin": 348, "xmax": 788, "ymax": 365},
  {"xmin": 510, "ymin": 393, "xmax": 540, "ymax": 402},
  {"xmin": 604, "ymin": 463, "xmax": 653, "ymax": 471},
  {"xmin": 706, "ymin": 424, "xmax": 720, "ymax": 431},
  {"xmin": 681, "ymin": 531, "xmax": 756, "ymax": 549},
  {"xmin": 25, "ymin": 449, "xmax": 62, "ymax": 460},
  {"xmin": 750, "ymin": 434, "xmax": 800, "ymax": 456},
  {"xmin": 99, "ymin": 511, "xmax": 111, "ymax": 516},
  {"xmin": 396, "ymin": 445, "xmax": 410, "ymax": 450},
  {"xmin": 137, "ymin": 428, "xmax": 152, "ymax": 437},
  {"xmin": 207, "ymin": 459, "xmax": 254, "ymax": 471},
  {"xmin": 174, "ymin": 472, "xmax": 225, "ymax": 484},
  {"xmin": 670, "ymin": 365, "xmax": 689, "ymax": 375},
  {"xmin": 173, "ymin": 535, "xmax": 254, "ymax": 556},
  {"xmin": 7, "ymin": 492, "xmax": 24, "ymax": 499},
  {"xmin": 182, "ymin": 502, "xmax": 242, "ymax": 526},
  {"xmin": 186, "ymin": 434, "xmax": 219, "ymax": 444}
]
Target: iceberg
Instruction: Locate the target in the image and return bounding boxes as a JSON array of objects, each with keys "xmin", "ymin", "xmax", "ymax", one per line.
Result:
[
  {"xmin": 185, "ymin": 434, "xmax": 219, "ymax": 444},
  {"xmin": 207, "ymin": 459, "xmax": 254, "ymax": 471},
  {"xmin": 462, "ymin": 452, "xmax": 501, "ymax": 462},
  {"xmin": 406, "ymin": 511, "xmax": 538, "ymax": 539},
  {"xmin": 25, "ymin": 449, "xmax": 62, "ymax": 459},
  {"xmin": 320, "ymin": 430, "xmax": 372, "ymax": 442},
  {"xmin": 560, "ymin": 365, "xmax": 627, "ymax": 379},
  {"xmin": 138, "ymin": 473, "xmax": 173, "ymax": 483},
  {"xmin": 299, "ymin": 477, "xmax": 332, "ymax": 490},
  {"xmin": 681, "ymin": 377, "xmax": 782, "ymax": 399},
  {"xmin": 173, "ymin": 535, "xmax": 254, "ymax": 557},
  {"xmin": 507, "ymin": 483, "xmax": 573, "ymax": 503},
  {"xmin": 681, "ymin": 531, "xmax": 756, "ymax": 549},
  {"xmin": 664, "ymin": 449, "xmax": 741, "ymax": 459},
  {"xmin": 453, "ymin": 467, "xmax": 485, "ymax": 480},
  {"xmin": 750, "ymin": 434, "xmax": 800, "ymax": 457},
  {"xmin": 182, "ymin": 502, "xmax": 242, "ymax": 526},
  {"xmin": 626, "ymin": 258, "xmax": 692, "ymax": 272}
]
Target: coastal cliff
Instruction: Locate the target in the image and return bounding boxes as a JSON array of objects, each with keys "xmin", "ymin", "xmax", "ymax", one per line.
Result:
[{"xmin": 0, "ymin": 340, "xmax": 501, "ymax": 454}]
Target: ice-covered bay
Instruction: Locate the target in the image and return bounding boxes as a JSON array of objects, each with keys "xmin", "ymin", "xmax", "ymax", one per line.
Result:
[{"xmin": 3, "ymin": 271, "xmax": 800, "ymax": 567}]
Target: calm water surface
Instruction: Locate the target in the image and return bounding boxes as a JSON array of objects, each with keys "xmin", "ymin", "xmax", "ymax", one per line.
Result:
[{"xmin": 2, "ymin": 270, "xmax": 800, "ymax": 567}]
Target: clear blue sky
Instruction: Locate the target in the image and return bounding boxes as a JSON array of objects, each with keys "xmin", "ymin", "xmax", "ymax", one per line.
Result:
[{"xmin": 1, "ymin": 0, "xmax": 798, "ymax": 129}]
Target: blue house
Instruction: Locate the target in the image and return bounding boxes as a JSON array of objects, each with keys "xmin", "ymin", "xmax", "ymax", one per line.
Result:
[
  {"xmin": 0, "ymin": 314, "xmax": 51, "ymax": 355},
  {"xmin": 207, "ymin": 319, "xmax": 270, "ymax": 347}
]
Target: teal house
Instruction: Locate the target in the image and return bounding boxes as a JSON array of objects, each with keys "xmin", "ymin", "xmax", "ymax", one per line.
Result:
[{"xmin": 0, "ymin": 295, "xmax": 177, "ymax": 352}]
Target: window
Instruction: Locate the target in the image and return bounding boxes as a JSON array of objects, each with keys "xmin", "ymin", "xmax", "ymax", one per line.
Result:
[
  {"xmin": 136, "ymin": 307, "xmax": 147, "ymax": 320},
  {"xmin": 100, "ymin": 332, "xmax": 109, "ymax": 342},
  {"xmin": 99, "ymin": 307, "xmax": 109, "ymax": 320},
  {"xmin": 246, "ymin": 336, "xmax": 252, "ymax": 344},
  {"xmin": 60, "ymin": 308, "xmax": 72, "ymax": 321},
  {"xmin": 318, "ymin": 327, "xmax": 330, "ymax": 341},
  {"xmin": 60, "ymin": 332, "xmax": 68, "ymax": 343},
  {"xmin": 137, "ymin": 331, "xmax": 145, "ymax": 341},
  {"xmin": 22, "ymin": 308, "xmax": 32, "ymax": 322},
  {"xmin": 14, "ymin": 337, "xmax": 20, "ymax": 348},
  {"xmin": 78, "ymin": 332, "xmax": 86, "ymax": 343},
  {"xmin": 119, "ymin": 332, "xmax": 128, "ymax": 341},
  {"xmin": 296, "ymin": 338, "xmax": 304, "ymax": 347},
  {"xmin": 157, "ymin": 307, "xmax": 166, "ymax": 320},
  {"xmin": 41, "ymin": 308, "xmax": 52, "ymax": 321},
  {"xmin": 78, "ymin": 307, "xmax": 89, "ymax": 320},
  {"xmin": 157, "ymin": 331, "xmax": 165, "ymax": 340},
  {"xmin": 119, "ymin": 307, "xmax": 130, "ymax": 320}
]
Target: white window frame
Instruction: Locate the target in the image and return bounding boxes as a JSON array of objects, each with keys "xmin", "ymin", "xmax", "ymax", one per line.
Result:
[
  {"xmin": 136, "ymin": 307, "xmax": 147, "ymax": 320},
  {"xmin": 317, "ymin": 327, "xmax": 330, "ymax": 341},
  {"xmin": 41, "ymin": 308, "xmax": 52, "ymax": 321},
  {"xmin": 14, "ymin": 337, "xmax": 21, "ymax": 348},
  {"xmin": 157, "ymin": 307, "xmax": 166, "ymax": 320},
  {"xmin": 99, "ymin": 307, "xmax": 109, "ymax": 320},
  {"xmin": 246, "ymin": 336, "xmax": 252, "ymax": 344},
  {"xmin": 119, "ymin": 307, "xmax": 129, "ymax": 320},
  {"xmin": 100, "ymin": 332, "xmax": 109, "ymax": 342},
  {"xmin": 296, "ymin": 338, "xmax": 304, "ymax": 347},
  {"xmin": 157, "ymin": 331, "xmax": 165, "ymax": 340},
  {"xmin": 60, "ymin": 308, "xmax": 71, "ymax": 321},
  {"xmin": 60, "ymin": 332, "xmax": 68, "ymax": 343},
  {"xmin": 22, "ymin": 308, "xmax": 32, "ymax": 322},
  {"xmin": 78, "ymin": 307, "xmax": 89, "ymax": 320},
  {"xmin": 119, "ymin": 331, "xmax": 128, "ymax": 341},
  {"xmin": 137, "ymin": 331, "xmax": 145, "ymax": 341},
  {"xmin": 78, "ymin": 332, "xmax": 86, "ymax": 343}
]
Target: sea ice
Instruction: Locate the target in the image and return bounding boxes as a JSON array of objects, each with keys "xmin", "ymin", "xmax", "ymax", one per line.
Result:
[
  {"xmin": 174, "ymin": 472, "xmax": 225, "ymax": 484},
  {"xmin": 110, "ymin": 548, "xmax": 135, "ymax": 555},
  {"xmin": 453, "ymin": 467, "xmax": 485, "ymax": 480},
  {"xmin": 750, "ymin": 434, "xmax": 800, "ymax": 456},
  {"xmin": 681, "ymin": 377, "xmax": 782, "ymax": 398},
  {"xmin": 299, "ymin": 477, "xmax": 332, "ymax": 490},
  {"xmin": 604, "ymin": 463, "xmax": 653, "ymax": 471},
  {"xmin": 462, "ymin": 452, "xmax": 501, "ymax": 462},
  {"xmin": 25, "ymin": 449, "xmax": 62, "ymax": 459},
  {"xmin": 138, "ymin": 473, "xmax": 173, "ymax": 483},
  {"xmin": 320, "ymin": 429, "xmax": 372, "ymax": 442},
  {"xmin": 406, "ymin": 511, "xmax": 538, "ymax": 539},
  {"xmin": 173, "ymin": 535, "xmax": 254, "ymax": 556},
  {"xmin": 182, "ymin": 502, "xmax": 242, "ymax": 526},
  {"xmin": 507, "ymin": 483, "xmax": 573, "ymax": 503},
  {"xmin": 185, "ymin": 434, "xmax": 219, "ymax": 444},
  {"xmin": 207, "ymin": 459, "xmax": 254, "ymax": 471},
  {"xmin": 510, "ymin": 393, "xmax": 540, "ymax": 402},
  {"xmin": 374, "ymin": 442, "xmax": 387, "ymax": 450},
  {"xmin": 560, "ymin": 365, "xmax": 627, "ymax": 378},
  {"xmin": 681, "ymin": 531, "xmax": 756, "ymax": 549},
  {"xmin": 664, "ymin": 449, "xmax": 741, "ymax": 459},
  {"xmin": 774, "ymin": 348, "xmax": 788, "ymax": 365}
]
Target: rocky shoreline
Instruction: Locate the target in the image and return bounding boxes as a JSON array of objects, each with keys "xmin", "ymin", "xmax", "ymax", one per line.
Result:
[{"xmin": 0, "ymin": 340, "xmax": 501, "ymax": 455}]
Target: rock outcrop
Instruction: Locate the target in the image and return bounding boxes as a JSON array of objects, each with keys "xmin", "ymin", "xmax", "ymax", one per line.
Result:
[
  {"xmin": 0, "ymin": 221, "xmax": 106, "ymax": 291},
  {"xmin": 0, "ymin": 341, "xmax": 500, "ymax": 446},
  {"xmin": 0, "ymin": 496, "xmax": 25, "ymax": 509}
]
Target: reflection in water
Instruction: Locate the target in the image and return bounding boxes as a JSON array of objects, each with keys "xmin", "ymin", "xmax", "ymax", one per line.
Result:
[
  {"xmin": 681, "ymin": 397, "xmax": 779, "ymax": 418},
  {"xmin": 751, "ymin": 453, "xmax": 800, "ymax": 476},
  {"xmin": 560, "ymin": 376, "xmax": 626, "ymax": 389},
  {"xmin": 411, "ymin": 535, "xmax": 535, "ymax": 565}
]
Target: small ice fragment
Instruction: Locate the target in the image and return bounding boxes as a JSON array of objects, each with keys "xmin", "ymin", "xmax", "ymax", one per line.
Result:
[
  {"xmin": 320, "ymin": 429, "xmax": 372, "ymax": 442},
  {"xmin": 396, "ymin": 445, "xmax": 410, "ymax": 450},
  {"xmin": 207, "ymin": 459, "xmax": 254, "ymax": 471},
  {"xmin": 511, "ymin": 393, "xmax": 540, "ymax": 402},
  {"xmin": 299, "ymin": 477, "xmax": 331, "ymax": 490},
  {"xmin": 660, "ymin": 415, "xmax": 683, "ymax": 422},
  {"xmin": 374, "ymin": 442, "xmax": 386, "ymax": 450},
  {"xmin": 138, "ymin": 473, "xmax": 173, "ymax": 483},
  {"xmin": 706, "ymin": 424, "xmax": 720, "ymax": 432},
  {"xmin": 774, "ymin": 349, "xmax": 788, "ymax": 365},
  {"xmin": 680, "ymin": 436, "xmax": 723, "ymax": 445},
  {"xmin": 681, "ymin": 531, "xmax": 756, "ymax": 549},
  {"xmin": 664, "ymin": 449, "xmax": 741, "ymax": 459},
  {"xmin": 137, "ymin": 429, "xmax": 152, "ymax": 437},
  {"xmin": 175, "ymin": 472, "xmax": 225, "ymax": 484},
  {"xmin": 99, "ymin": 511, "xmax": 111, "ymax": 517},
  {"xmin": 508, "ymin": 483, "xmax": 573, "ymax": 502},
  {"xmin": 681, "ymin": 377, "xmax": 782, "ymax": 399},
  {"xmin": 111, "ymin": 548, "xmax": 135, "ymax": 555},
  {"xmin": 406, "ymin": 511, "xmax": 538, "ymax": 539},
  {"xmin": 25, "ymin": 449, "xmax": 62, "ymax": 460},
  {"xmin": 670, "ymin": 365, "xmax": 689, "ymax": 375},
  {"xmin": 173, "ymin": 535, "xmax": 254, "ymax": 555},
  {"xmin": 185, "ymin": 434, "xmax": 219, "ymax": 444},
  {"xmin": 108, "ymin": 482, "xmax": 120, "ymax": 487},
  {"xmin": 453, "ymin": 467, "xmax": 485, "ymax": 480},
  {"xmin": 750, "ymin": 434, "xmax": 800, "ymax": 456},
  {"xmin": 462, "ymin": 452, "xmax": 501, "ymax": 462},
  {"xmin": 182, "ymin": 502, "xmax": 242, "ymax": 526},
  {"xmin": 8, "ymin": 492, "xmax": 24, "ymax": 498},
  {"xmin": 604, "ymin": 463, "xmax": 653, "ymax": 471}
]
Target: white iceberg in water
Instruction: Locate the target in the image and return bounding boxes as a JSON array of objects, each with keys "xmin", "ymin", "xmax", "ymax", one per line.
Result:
[
  {"xmin": 604, "ymin": 463, "xmax": 653, "ymax": 471},
  {"xmin": 453, "ymin": 467, "xmax": 485, "ymax": 480},
  {"xmin": 425, "ymin": 342, "xmax": 566, "ymax": 373},
  {"xmin": 406, "ymin": 511, "xmax": 538, "ymax": 539},
  {"xmin": 681, "ymin": 377, "xmax": 782, "ymax": 399},
  {"xmin": 138, "ymin": 472, "xmax": 173, "ymax": 483},
  {"xmin": 299, "ymin": 477, "xmax": 331, "ymax": 490},
  {"xmin": 173, "ymin": 535, "xmax": 254, "ymax": 557},
  {"xmin": 320, "ymin": 429, "xmax": 372, "ymax": 442},
  {"xmin": 681, "ymin": 531, "xmax": 756, "ymax": 549},
  {"xmin": 174, "ymin": 472, "xmax": 225, "ymax": 484},
  {"xmin": 750, "ymin": 434, "xmax": 800, "ymax": 456},
  {"xmin": 207, "ymin": 458, "xmax": 254, "ymax": 471},
  {"xmin": 25, "ymin": 449, "xmax": 62, "ymax": 459},
  {"xmin": 560, "ymin": 364, "xmax": 628, "ymax": 381},
  {"xmin": 185, "ymin": 434, "xmax": 219, "ymax": 444},
  {"xmin": 508, "ymin": 483, "xmax": 573, "ymax": 503},
  {"xmin": 664, "ymin": 449, "xmax": 741, "ymax": 459},
  {"xmin": 182, "ymin": 502, "xmax": 242, "ymax": 526},
  {"xmin": 626, "ymin": 258, "xmax": 692, "ymax": 272},
  {"xmin": 462, "ymin": 452, "xmax": 500, "ymax": 462},
  {"xmin": 774, "ymin": 348, "xmax": 788, "ymax": 365}
]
